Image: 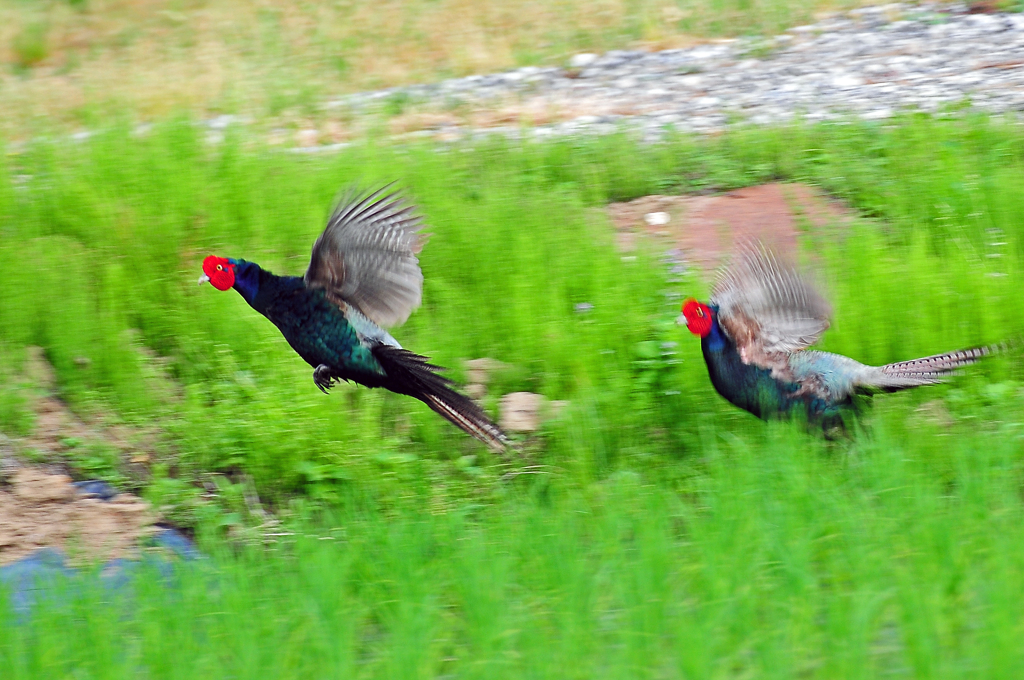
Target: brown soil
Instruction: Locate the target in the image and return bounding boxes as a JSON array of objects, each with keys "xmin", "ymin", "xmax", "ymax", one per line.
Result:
[
  {"xmin": 0, "ymin": 468, "xmax": 155, "ymax": 567},
  {"xmin": 606, "ymin": 182, "xmax": 854, "ymax": 273}
]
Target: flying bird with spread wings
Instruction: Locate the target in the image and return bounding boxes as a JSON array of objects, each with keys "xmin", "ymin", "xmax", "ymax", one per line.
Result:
[
  {"xmin": 198, "ymin": 185, "xmax": 509, "ymax": 452},
  {"xmin": 679, "ymin": 243, "xmax": 997, "ymax": 429}
]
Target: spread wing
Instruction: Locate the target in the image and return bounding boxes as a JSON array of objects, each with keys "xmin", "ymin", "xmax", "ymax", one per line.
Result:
[
  {"xmin": 710, "ymin": 243, "xmax": 832, "ymax": 368},
  {"xmin": 305, "ymin": 185, "xmax": 427, "ymax": 328}
]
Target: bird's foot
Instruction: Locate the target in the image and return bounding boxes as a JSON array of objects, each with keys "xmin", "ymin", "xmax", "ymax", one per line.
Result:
[{"xmin": 313, "ymin": 365, "xmax": 337, "ymax": 394}]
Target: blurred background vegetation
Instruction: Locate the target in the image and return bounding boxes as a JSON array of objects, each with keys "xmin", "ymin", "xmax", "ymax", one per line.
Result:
[{"xmin": 1, "ymin": 0, "xmax": 909, "ymax": 139}]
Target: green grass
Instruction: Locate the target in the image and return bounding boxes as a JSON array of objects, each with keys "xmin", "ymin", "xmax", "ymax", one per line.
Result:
[
  {"xmin": 4, "ymin": 112, "xmax": 1024, "ymax": 674},
  {"xmin": 5, "ymin": 426, "xmax": 1024, "ymax": 677}
]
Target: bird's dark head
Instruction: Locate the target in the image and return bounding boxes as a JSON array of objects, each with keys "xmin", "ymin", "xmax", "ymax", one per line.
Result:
[
  {"xmin": 199, "ymin": 256, "xmax": 261, "ymax": 303},
  {"xmin": 680, "ymin": 298, "xmax": 714, "ymax": 338}
]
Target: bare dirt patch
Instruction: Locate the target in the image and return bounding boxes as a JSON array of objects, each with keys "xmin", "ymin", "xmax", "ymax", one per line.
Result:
[
  {"xmin": 606, "ymin": 182, "xmax": 854, "ymax": 273},
  {"xmin": 0, "ymin": 468, "xmax": 155, "ymax": 567}
]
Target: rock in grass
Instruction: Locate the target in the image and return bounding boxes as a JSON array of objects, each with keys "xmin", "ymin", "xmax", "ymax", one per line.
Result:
[{"xmin": 499, "ymin": 393, "xmax": 567, "ymax": 433}]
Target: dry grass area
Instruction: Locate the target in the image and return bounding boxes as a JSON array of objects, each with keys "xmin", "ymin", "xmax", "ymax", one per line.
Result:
[{"xmin": 1, "ymin": 0, "xmax": 887, "ymax": 140}]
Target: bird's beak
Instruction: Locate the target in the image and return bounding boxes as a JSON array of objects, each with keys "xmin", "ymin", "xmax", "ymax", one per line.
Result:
[
  {"xmin": 676, "ymin": 314, "xmax": 688, "ymax": 327},
  {"xmin": 198, "ymin": 274, "xmax": 210, "ymax": 286}
]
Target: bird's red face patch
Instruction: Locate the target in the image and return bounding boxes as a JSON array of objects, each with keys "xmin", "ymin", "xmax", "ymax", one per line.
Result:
[
  {"xmin": 202, "ymin": 256, "xmax": 235, "ymax": 291},
  {"xmin": 681, "ymin": 298, "xmax": 713, "ymax": 337}
]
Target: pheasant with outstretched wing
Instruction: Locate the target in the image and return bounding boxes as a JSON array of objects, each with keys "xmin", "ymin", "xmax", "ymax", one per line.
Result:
[
  {"xmin": 198, "ymin": 185, "xmax": 509, "ymax": 452},
  {"xmin": 680, "ymin": 243, "xmax": 999, "ymax": 428}
]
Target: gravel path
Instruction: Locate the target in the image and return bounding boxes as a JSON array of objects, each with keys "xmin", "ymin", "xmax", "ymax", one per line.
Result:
[{"xmin": 295, "ymin": 2, "xmax": 1024, "ymax": 147}]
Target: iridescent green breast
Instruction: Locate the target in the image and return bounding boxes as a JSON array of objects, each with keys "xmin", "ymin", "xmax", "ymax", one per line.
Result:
[{"xmin": 250, "ymin": 274, "xmax": 385, "ymax": 379}]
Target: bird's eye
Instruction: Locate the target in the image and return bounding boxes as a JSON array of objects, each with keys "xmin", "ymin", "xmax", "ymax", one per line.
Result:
[{"xmin": 216, "ymin": 264, "xmax": 223, "ymax": 271}]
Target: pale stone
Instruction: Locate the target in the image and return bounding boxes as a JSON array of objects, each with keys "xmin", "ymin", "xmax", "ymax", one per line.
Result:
[
  {"xmin": 500, "ymin": 392, "xmax": 545, "ymax": 432},
  {"xmin": 569, "ymin": 53, "xmax": 598, "ymax": 68},
  {"xmin": 644, "ymin": 211, "xmax": 671, "ymax": 226}
]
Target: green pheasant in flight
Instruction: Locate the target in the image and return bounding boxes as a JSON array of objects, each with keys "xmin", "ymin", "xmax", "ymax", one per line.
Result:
[{"xmin": 199, "ymin": 185, "xmax": 509, "ymax": 451}]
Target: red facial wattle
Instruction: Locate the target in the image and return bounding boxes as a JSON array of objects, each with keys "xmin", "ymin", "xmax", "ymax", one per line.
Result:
[
  {"xmin": 681, "ymin": 298, "xmax": 713, "ymax": 337},
  {"xmin": 203, "ymin": 256, "xmax": 236, "ymax": 291}
]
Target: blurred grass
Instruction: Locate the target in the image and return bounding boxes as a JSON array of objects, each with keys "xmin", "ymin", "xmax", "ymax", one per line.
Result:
[
  {"xmin": 5, "ymin": 423, "xmax": 1024, "ymax": 677},
  {"xmin": 3, "ymin": 107, "xmax": 1024, "ymax": 673},
  {"xmin": 1, "ymin": 0, "xmax": 903, "ymax": 139}
]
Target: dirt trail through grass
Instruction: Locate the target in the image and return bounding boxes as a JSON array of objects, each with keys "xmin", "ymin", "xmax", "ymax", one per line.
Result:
[{"xmin": 0, "ymin": 347, "xmax": 162, "ymax": 567}]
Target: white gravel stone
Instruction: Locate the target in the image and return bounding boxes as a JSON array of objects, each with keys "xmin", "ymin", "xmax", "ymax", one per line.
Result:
[
  {"xmin": 832, "ymin": 74, "xmax": 865, "ymax": 89},
  {"xmin": 644, "ymin": 212, "xmax": 671, "ymax": 226},
  {"xmin": 207, "ymin": 114, "xmax": 236, "ymax": 130},
  {"xmin": 863, "ymin": 107, "xmax": 894, "ymax": 120},
  {"xmin": 570, "ymin": 53, "xmax": 599, "ymax": 68}
]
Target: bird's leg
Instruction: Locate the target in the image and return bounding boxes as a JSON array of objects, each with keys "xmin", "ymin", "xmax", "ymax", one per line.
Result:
[{"xmin": 313, "ymin": 365, "xmax": 337, "ymax": 394}]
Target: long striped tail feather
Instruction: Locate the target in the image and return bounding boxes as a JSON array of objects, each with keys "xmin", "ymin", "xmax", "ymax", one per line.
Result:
[
  {"xmin": 870, "ymin": 342, "xmax": 1007, "ymax": 392},
  {"xmin": 373, "ymin": 345, "xmax": 511, "ymax": 453}
]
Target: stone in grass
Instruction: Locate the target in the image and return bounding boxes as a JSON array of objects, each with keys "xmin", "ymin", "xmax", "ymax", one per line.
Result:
[
  {"xmin": 465, "ymin": 383, "xmax": 487, "ymax": 400},
  {"xmin": 463, "ymin": 358, "xmax": 508, "ymax": 401},
  {"xmin": 13, "ymin": 468, "xmax": 75, "ymax": 502},
  {"xmin": 465, "ymin": 358, "xmax": 506, "ymax": 386},
  {"xmin": 644, "ymin": 211, "xmax": 671, "ymax": 226},
  {"xmin": 499, "ymin": 392, "xmax": 568, "ymax": 433}
]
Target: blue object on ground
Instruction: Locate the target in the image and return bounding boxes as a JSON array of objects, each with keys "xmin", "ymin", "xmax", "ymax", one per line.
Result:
[
  {"xmin": 0, "ymin": 548, "xmax": 76, "ymax": 617},
  {"xmin": 0, "ymin": 481, "xmax": 204, "ymax": 618},
  {"xmin": 72, "ymin": 480, "xmax": 119, "ymax": 500},
  {"xmin": 151, "ymin": 526, "xmax": 204, "ymax": 561}
]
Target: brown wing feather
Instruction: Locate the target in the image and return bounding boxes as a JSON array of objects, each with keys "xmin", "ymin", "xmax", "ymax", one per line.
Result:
[
  {"xmin": 305, "ymin": 185, "xmax": 427, "ymax": 328},
  {"xmin": 711, "ymin": 242, "xmax": 832, "ymax": 372}
]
